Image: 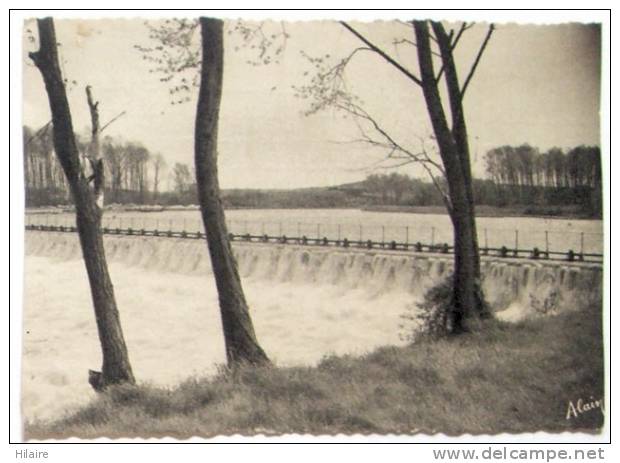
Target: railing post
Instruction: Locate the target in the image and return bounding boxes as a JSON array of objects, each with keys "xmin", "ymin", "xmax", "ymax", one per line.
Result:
[
  {"xmin": 500, "ymin": 245, "xmax": 508, "ymax": 258},
  {"xmin": 514, "ymin": 230, "xmax": 519, "ymax": 256},
  {"xmin": 381, "ymin": 225, "xmax": 385, "ymax": 245},
  {"xmin": 545, "ymin": 230, "xmax": 549, "ymax": 255},
  {"xmin": 484, "ymin": 228, "xmax": 488, "ymax": 249},
  {"xmin": 359, "ymin": 224, "xmax": 363, "ymax": 242},
  {"xmin": 580, "ymin": 232, "xmax": 584, "ymax": 255},
  {"xmin": 431, "ymin": 227, "xmax": 435, "ymax": 246},
  {"xmin": 405, "ymin": 226, "xmax": 409, "ymax": 245}
]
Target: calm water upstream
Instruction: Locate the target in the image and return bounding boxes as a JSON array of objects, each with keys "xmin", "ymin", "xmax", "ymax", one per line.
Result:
[{"xmin": 26, "ymin": 208, "xmax": 603, "ymax": 254}]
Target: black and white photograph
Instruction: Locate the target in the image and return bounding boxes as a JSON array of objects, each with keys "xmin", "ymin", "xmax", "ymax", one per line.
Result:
[{"xmin": 10, "ymin": 8, "xmax": 609, "ymax": 444}]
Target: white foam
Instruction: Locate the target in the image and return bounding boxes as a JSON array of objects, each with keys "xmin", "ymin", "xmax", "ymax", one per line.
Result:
[{"xmin": 21, "ymin": 232, "xmax": 602, "ymax": 421}]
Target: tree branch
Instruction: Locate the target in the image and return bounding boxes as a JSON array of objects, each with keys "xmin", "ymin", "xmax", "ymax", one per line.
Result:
[
  {"xmin": 426, "ymin": 167, "xmax": 453, "ymax": 214},
  {"xmin": 451, "ymin": 22, "xmax": 471, "ymax": 50},
  {"xmin": 435, "ymin": 21, "xmax": 470, "ymax": 83},
  {"xmin": 332, "ymin": 99, "xmax": 447, "ymax": 180},
  {"xmin": 24, "ymin": 120, "xmax": 52, "ymax": 147},
  {"xmin": 340, "ymin": 21, "xmax": 422, "ymax": 87},
  {"xmin": 461, "ymin": 24, "xmax": 495, "ymax": 98},
  {"xmin": 101, "ymin": 111, "xmax": 127, "ymax": 133}
]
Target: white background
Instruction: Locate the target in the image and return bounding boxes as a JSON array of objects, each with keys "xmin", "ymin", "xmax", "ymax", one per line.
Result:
[{"xmin": 5, "ymin": 2, "xmax": 613, "ymax": 460}]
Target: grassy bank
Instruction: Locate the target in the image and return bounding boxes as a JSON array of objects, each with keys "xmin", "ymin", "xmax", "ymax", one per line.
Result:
[{"xmin": 25, "ymin": 303, "xmax": 604, "ymax": 439}]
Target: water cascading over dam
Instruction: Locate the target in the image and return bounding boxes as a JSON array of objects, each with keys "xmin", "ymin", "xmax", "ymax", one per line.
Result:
[
  {"xmin": 21, "ymin": 230, "xmax": 603, "ymax": 421},
  {"xmin": 24, "ymin": 231, "xmax": 602, "ymax": 321}
]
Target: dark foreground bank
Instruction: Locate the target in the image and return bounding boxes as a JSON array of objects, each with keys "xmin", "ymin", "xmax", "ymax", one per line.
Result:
[{"xmin": 25, "ymin": 303, "xmax": 604, "ymax": 439}]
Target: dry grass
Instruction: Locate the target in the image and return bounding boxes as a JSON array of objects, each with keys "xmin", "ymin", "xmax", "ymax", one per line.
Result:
[{"xmin": 25, "ymin": 303, "xmax": 604, "ymax": 440}]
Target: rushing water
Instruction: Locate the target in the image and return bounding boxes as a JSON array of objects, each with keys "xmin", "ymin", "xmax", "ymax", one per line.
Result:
[
  {"xmin": 22, "ymin": 230, "xmax": 602, "ymax": 421},
  {"xmin": 25, "ymin": 231, "xmax": 603, "ymax": 318},
  {"xmin": 26, "ymin": 208, "xmax": 604, "ymax": 254}
]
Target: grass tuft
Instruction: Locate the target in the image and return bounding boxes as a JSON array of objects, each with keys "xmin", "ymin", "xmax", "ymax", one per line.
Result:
[{"xmin": 24, "ymin": 301, "xmax": 604, "ymax": 439}]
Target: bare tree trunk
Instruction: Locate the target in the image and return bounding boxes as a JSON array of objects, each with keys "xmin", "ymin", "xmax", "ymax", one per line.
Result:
[
  {"xmin": 195, "ymin": 17, "xmax": 270, "ymax": 366},
  {"xmin": 414, "ymin": 21, "xmax": 481, "ymax": 332},
  {"xmin": 153, "ymin": 165, "xmax": 159, "ymax": 200},
  {"xmin": 44, "ymin": 146, "xmax": 54, "ymax": 193},
  {"xmin": 432, "ymin": 22, "xmax": 488, "ymax": 317},
  {"xmin": 30, "ymin": 17, "xmax": 135, "ymax": 389},
  {"xmin": 86, "ymin": 86, "xmax": 105, "ymax": 208}
]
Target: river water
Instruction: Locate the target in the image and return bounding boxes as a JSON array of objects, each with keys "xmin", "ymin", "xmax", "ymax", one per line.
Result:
[
  {"xmin": 22, "ymin": 231, "xmax": 603, "ymax": 422},
  {"xmin": 27, "ymin": 208, "xmax": 604, "ymax": 254}
]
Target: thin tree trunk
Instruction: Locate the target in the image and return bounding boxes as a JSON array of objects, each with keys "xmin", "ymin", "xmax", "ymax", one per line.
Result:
[
  {"xmin": 30, "ymin": 17, "xmax": 134, "ymax": 389},
  {"xmin": 195, "ymin": 17, "xmax": 270, "ymax": 366},
  {"xmin": 86, "ymin": 86, "xmax": 105, "ymax": 208},
  {"xmin": 414, "ymin": 20, "xmax": 480, "ymax": 332},
  {"xmin": 153, "ymin": 165, "xmax": 159, "ymax": 200},
  {"xmin": 44, "ymin": 147, "xmax": 53, "ymax": 192}
]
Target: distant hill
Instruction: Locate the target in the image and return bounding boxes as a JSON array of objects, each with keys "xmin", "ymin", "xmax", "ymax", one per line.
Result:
[{"xmin": 25, "ymin": 173, "xmax": 601, "ymax": 220}]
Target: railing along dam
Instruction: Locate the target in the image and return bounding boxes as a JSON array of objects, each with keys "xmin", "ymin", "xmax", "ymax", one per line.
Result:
[
  {"xmin": 25, "ymin": 229, "xmax": 603, "ymax": 317},
  {"xmin": 25, "ymin": 222, "xmax": 603, "ymax": 263}
]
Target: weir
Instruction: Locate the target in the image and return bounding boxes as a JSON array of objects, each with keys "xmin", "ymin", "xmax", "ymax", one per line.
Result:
[
  {"xmin": 25, "ymin": 230, "xmax": 602, "ymax": 320},
  {"xmin": 24, "ymin": 222, "xmax": 604, "ymax": 262}
]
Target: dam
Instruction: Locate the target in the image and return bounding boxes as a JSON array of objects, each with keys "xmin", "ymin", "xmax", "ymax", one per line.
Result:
[
  {"xmin": 21, "ymin": 230, "xmax": 603, "ymax": 422},
  {"xmin": 25, "ymin": 230, "xmax": 602, "ymax": 317}
]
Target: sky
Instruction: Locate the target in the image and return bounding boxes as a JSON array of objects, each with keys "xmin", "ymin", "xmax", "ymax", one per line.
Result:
[{"xmin": 22, "ymin": 16, "xmax": 601, "ymax": 190}]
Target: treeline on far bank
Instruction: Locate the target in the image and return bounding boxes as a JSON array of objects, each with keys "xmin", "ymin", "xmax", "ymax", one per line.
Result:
[
  {"xmin": 23, "ymin": 124, "xmax": 601, "ymax": 218},
  {"xmin": 217, "ymin": 175, "xmax": 601, "ymax": 218}
]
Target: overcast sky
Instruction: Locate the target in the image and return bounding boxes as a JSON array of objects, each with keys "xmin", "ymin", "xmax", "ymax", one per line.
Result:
[{"xmin": 22, "ymin": 17, "xmax": 601, "ymax": 189}]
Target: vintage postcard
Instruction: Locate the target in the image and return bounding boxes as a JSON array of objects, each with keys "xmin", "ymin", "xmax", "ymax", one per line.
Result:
[{"xmin": 15, "ymin": 10, "xmax": 606, "ymax": 442}]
